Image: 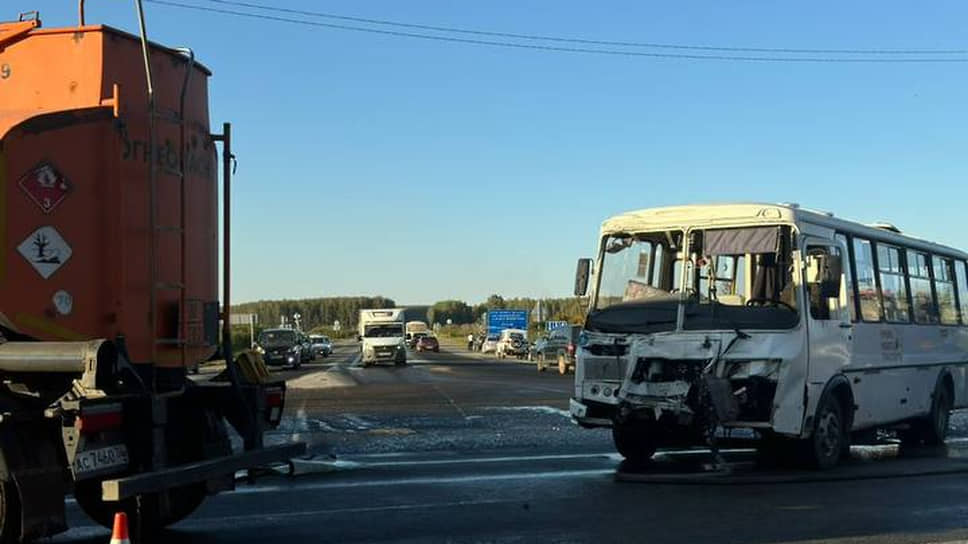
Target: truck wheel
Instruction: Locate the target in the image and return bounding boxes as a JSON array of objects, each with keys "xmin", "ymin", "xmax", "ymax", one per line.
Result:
[
  {"xmin": 75, "ymin": 484, "xmax": 204, "ymax": 533},
  {"xmin": 803, "ymin": 394, "xmax": 847, "ymax": 469},
  {"xmin": 0, "ymin": 480, "xmax": 21, "ymax": 543},
  {"xmin": 162, "ymin": 483, "xmax": 207, "ymax": 526},
  {"xmin": 612, "ymin": 421, "xmax": 657, "ymax": 465}
]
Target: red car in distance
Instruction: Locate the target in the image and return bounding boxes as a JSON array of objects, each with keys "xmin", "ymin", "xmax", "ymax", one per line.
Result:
[{"xmin": 415, "ymin": 335, "xmax": 440, "ymax": 353}]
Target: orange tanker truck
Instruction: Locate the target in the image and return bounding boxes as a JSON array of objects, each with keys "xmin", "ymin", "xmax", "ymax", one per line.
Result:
[{"xmin": 0, "ymin": 5, "xmax": 302, "ymax": 541}]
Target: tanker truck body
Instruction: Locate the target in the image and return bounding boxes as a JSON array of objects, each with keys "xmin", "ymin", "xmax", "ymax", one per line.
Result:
[{"xmin": 0, "ymin": 9, "xmax": 301, "ymax": 541}]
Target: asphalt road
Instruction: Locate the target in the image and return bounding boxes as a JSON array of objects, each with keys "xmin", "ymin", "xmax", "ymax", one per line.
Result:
[{"xmin": 52, "ymin": 341, "xmax": 968, "ymax": 543}]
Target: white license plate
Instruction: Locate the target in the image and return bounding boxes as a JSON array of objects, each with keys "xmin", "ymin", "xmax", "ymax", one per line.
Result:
[
  {"xmin": 626, "ymin": 380, "xmax": 691, "ymax": 397},
  {"xmin": 569, "ymin": 398, "xmax": 588, "ymax": 418},
  {"xmin": 73, "ymin": 445, "xmax": 129, "ymax": 476}
]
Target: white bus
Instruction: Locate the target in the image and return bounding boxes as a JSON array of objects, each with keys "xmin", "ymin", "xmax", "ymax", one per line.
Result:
[{"xmin": 571, "ymin": 203, "xmax": 968, "ymax": 468}]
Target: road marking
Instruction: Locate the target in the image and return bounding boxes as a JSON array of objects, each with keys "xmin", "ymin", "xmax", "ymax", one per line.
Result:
[
  {"xmin": 182, "ymin": 496, "xmax": 573, "ymax": 526},
  {"xmin": 341, "ymin": 414, "xmax": 374, "ymax": 430},
  {"xmin": 432, "ymin": 383, "xmax": 469, "ymax": 419},
  {"xmin": 339, "ymin": 451, "xmax": 623, "ymax": 468},
  {"xmin": 485, "ymin": 405, "xmax": 572, "ymax": 418},
  {"xmin": 232, "ymin": 468, "xmax": 615, "ymax": 494}
]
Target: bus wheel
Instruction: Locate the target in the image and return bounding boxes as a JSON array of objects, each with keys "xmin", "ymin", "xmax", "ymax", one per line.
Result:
[
  {"xmin": 805, "ymin": 395, "xmax": 847, "ymax": 469},
  {"xmin": 920, "ymin": 384, "xmax": 953, "ymax": 446},
  {"xmin": 612, "ymin": 421, "xmax": 657, "ymax": 466}
]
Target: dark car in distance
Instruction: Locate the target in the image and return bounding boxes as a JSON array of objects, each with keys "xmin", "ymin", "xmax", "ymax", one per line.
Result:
[
  {"xmin": 415, "ymin": 335, "xmax": 439, "ymax": 353},
  {"xmin": 257, "ymin": 328, "xmax": 309, "ymax": 368}
]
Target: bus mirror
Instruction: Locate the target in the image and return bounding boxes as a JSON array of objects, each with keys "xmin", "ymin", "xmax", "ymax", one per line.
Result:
[{"xmin": 574, "ymin": 258, "xmax": 592, "ymax": 296}]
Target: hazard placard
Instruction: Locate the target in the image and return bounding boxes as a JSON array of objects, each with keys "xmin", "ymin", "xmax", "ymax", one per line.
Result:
[
  {"xmin": 17, "ymin": 226, "xmax": 72, "ymax": 279},
  {"xmin": 18, "ymin": 162, "xmax": 72, "ymax": 214}
]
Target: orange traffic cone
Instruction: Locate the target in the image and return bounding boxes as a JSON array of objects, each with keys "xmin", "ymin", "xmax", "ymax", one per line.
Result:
[{"xmin": 110, "ymin": 512, "xmax": 130, "ymax": 544}]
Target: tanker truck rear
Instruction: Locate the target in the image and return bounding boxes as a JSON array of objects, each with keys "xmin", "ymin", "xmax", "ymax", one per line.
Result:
[{"xmin": 0, "ymin": 7, "xmax": 302, "ymax": 541}]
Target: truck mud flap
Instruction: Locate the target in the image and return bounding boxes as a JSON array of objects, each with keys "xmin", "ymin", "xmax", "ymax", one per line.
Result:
[{"xmin": 100, "ymin": 443, "xmax": 306, "ymax": 501}]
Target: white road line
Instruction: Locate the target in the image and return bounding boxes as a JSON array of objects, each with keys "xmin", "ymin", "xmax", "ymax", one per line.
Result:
[
  {"xmin": 343, "ymin": 451, "xmax": 623, "ymax": 468},
  {"xmin": 432, "ymin": 383, "xmax": 469, "ymax": 419},
  {"xmin": 341, "ymin": 414, "xmax": 374, "ymax": 430},
  {"xmin": 181, "ymin": 496, "xmax": 572, "ymax": 526},
  {"xmin": 232, "ymin": 468, "xmax": 615, "ymax": 494}
]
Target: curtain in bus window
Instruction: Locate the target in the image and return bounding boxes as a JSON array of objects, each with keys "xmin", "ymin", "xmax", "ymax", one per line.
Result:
[
  {"xmin": 705, "ymin": 227, "xmax": 779, "ymax": 255},
  {"xmin": 853, "ymin": 238, "xmax": 881, "ymax": 321},
  {"xmin": 878, "ymin": 245, "xmax": 909, "ymax": 323},
  {"xmin": 908, "ymin": 250, "xmax": 938, "ymax": 324},
  {"xmin": 956, "ymin": 261, "xmax": 968, "ymax": 325},
  {"xmin": 934, "ymin": 257, "xmax": 958, "ymax": 325}
]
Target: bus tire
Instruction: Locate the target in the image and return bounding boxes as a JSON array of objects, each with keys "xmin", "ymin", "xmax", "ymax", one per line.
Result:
[
  {"xmin": 922, "ymin": 381, "xmax": 953, "ymax": 446},
  {"xmin": 612, "ymin": 421, "xmax": 657, "ymax": 465},
  {"xmin": 804, "ymin": 393, "xmax": 848, "ymax": 469}
]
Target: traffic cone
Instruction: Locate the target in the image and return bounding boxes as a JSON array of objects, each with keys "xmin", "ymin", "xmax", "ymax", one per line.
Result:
[{"xmin": 110, "ymin": 512, "xmax": 130, "ymax": 544}]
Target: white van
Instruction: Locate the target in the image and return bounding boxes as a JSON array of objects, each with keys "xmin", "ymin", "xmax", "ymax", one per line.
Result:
[{"xmin": 358, "ymin": 308, "xmax": 407, "ymax": 367}]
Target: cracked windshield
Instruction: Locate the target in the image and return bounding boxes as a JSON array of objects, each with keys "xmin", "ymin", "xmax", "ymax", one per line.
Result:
[{"xmin": 2, "ymin": 1, "xmax": 967, "ymax": 543}]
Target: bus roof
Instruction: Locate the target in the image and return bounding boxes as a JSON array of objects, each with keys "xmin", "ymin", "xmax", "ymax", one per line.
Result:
[{"xmin": 601, "ymin": 202, "xmax": 966, "ymax": 259}]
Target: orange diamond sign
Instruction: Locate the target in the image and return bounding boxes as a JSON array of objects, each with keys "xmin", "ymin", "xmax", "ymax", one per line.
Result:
[{"xmin": 18, "ymin": 162, "xmax": 72, "ymax": 214}]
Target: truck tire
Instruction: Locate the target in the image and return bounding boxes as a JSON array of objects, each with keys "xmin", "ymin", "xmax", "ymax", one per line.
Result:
[
  {"xmin": 0, "ymin": 480, "xmax": 21, "ymax": 544},
  {"xmin": 612, "ymin": 421, "xmax": 657, "ymax": 465},
  {"xmin": 75, "ymin": 483, "xmax": 205, "ymax": 531}
]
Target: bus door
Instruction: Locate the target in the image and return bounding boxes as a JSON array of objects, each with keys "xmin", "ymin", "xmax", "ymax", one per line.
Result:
[{"xmin": 803, "ymin": 239, "xmax": 853, "ymax": 419}]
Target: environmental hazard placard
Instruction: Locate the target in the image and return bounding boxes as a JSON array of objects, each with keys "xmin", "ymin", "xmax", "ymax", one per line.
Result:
[{"xmin": 17, "ymin": 226, "xmax": 72, "ymax": 279}]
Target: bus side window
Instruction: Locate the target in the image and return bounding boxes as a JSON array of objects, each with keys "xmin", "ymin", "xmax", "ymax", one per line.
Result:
[
  {"xmin": 853, "ymin": 238, "xmax": 881, "ymax": 321},
  {"xmin": 806, "ymin": 245, "xmax": 843, "ymax": 321},
  {"xmin": 835, "ymin": 233, "xmax": 855, "ymax": 321},
  {"xmin": 934, "ymin": 257, "xmax": 958, "ymax": 325},
  {"xmin": 955, "ymin": 260, "xmax": 968, "ymax": 325}
]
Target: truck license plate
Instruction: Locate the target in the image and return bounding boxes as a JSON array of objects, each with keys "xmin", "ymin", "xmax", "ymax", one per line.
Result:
[{"xmin": 73, "ymin": 445, "xmax": 129, "ymax": 476}]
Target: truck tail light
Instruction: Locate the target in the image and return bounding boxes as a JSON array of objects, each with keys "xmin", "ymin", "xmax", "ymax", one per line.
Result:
[
  {"xmin": 566, "ymin": 343, "xmax": 576, "ymax": 356},
  {"xmin": 77, "ymin": 404, "xmax": 123, "ymax": 435}
]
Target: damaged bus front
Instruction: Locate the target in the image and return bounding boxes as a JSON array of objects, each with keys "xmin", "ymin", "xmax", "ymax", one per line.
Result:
[{"xmin": 572, "ymin": 205, "xmax": 842, "ymax": 467}]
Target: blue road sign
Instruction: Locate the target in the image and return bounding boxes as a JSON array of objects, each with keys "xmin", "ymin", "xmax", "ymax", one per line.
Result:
[{"xmin": 487, "ymin": 310, "xmax": 528, "ymax": 335}]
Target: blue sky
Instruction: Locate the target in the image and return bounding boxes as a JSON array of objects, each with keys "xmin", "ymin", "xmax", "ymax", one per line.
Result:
[{"xmin": 18, "ymin": 1, "xmax": 968, "ymax": 305}]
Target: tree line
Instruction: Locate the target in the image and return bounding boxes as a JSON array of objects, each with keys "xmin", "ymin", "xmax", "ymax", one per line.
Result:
[
  {"xmin": 230, "ymin": 294, "xmax": 588, "ymax": 334},
  {"xmin": 232, "ymin": 296, "xmax": 397, "ymax": 332},
  {"xmin": 426, "ymin": 294, "xmax": 588, "ymax": 327}
]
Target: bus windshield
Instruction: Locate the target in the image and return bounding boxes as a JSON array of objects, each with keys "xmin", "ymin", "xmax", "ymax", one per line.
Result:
[
  {"xmin": 682, "ymin": 225, "xmax": 799, "ymax": 331},
  {"xmin": 586, "ymin": 226, "xmax": 800, "ymax": 334},
  {"xmin": 586, "ymin": 230, "xmax": 684, "ymax": 334}
]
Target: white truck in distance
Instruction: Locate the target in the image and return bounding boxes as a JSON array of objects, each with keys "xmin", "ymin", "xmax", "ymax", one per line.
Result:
[{"xmin": 359, "ymin": 308, "xmax": 408, "ymax": 367}]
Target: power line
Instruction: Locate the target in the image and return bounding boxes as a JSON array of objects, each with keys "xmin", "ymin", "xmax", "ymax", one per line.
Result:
[
  {"xmin": 198, "ymin": 0, "xmax": 968, "ymax": 56},
  {"xmin": 145, "ymin": 0, "xmax": 968, "ymax": 63}
]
